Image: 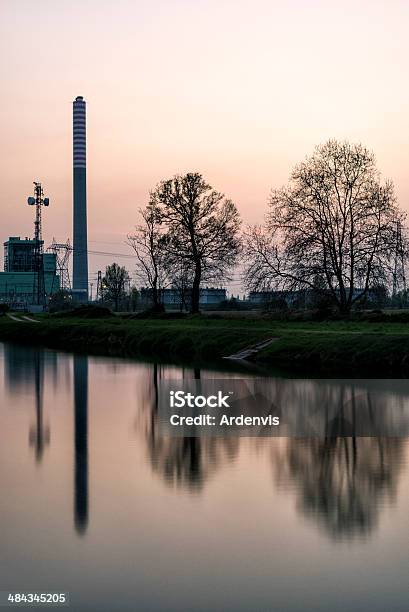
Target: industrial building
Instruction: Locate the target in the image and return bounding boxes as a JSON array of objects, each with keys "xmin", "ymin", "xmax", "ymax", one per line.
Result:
[
  {"xmin": 139, "ymin": 287, "xmax": 227, "ymax": 310},
  {"xmin": 0, "ymin": 236, "xmax": 60, "ymax": 308}
]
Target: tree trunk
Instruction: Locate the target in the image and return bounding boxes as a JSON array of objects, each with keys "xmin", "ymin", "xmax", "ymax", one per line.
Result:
[
  {"xmin": 152, "ymin": 283, "xmax": 158, "ymax": 309},
  {"xmin": 338, "ymin": 300, "xmax": 351, "ymax": 316},
  {"xmin": 191, "ymin": 260, "xmax": 201, "ymax": 314},
  {"xmin": 152, "ymin": 272, "xmax": 164, "ymax": 311}
]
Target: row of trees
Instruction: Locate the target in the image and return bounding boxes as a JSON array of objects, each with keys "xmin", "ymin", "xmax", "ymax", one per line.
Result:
[{"xmin": 107, "ymin": 140, "xmax": 408, "ymax": 314}]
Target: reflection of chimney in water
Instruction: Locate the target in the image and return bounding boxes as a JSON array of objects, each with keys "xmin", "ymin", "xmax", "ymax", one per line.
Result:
[{"xmin": 74, "ymin": 355, "xmax": 89, "ymax": 535}]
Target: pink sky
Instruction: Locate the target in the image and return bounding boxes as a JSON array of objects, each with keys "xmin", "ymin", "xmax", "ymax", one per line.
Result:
[{"xmin": 1, "ymin": 0, "xmax": 409, "ymax": 293}]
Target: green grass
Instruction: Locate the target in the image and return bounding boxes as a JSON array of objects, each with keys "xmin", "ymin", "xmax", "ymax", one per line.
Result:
[{"xmin": 1, "ymin": 313, "xmax": 409, "ymax": 375}]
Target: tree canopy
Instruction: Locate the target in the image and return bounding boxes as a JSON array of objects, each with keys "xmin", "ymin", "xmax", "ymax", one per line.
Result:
[
  {"xmin": 244, "ymin": 140, "xmax": 406, "ymax": 312},
  {"xmin": 132, "ymin": 173, "xmax": 241, "ymax": 313},
  {"xmin": 102, "ymin": 263, "xmax": 130, "ymax": 311}
]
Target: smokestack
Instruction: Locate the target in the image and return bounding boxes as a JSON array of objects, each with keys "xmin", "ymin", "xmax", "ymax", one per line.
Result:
[{"xmin": 72, "ymin": 96, "xmax": 88, "ymax": 301}]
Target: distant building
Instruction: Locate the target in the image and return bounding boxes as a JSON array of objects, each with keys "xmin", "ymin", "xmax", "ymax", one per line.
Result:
[
  {"xmin": 248, "ymin": 289, "xmax": 306, "ymax": 308},
  {"xmin": 0, "ymin": 237, "xmax": 60, "ymax": 307},
  {"xmin": 248, "ymin": 287, "xmax": 384, "ymax": 309},
  {"xmin": 140, "ymin": 287, "xmax": 227, "ymax": 310},
  {"xmin": 194, "ymin": 287, "xmax": 227, "ymax": 306},
  {"xmin": 248, "ymin": 291, "xmax": 274, "ymax": 304}
]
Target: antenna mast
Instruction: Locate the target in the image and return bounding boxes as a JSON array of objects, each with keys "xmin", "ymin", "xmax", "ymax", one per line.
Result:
[{"xmin": 28, "ymin": 182, "xmax": 49, "ymax": 306}]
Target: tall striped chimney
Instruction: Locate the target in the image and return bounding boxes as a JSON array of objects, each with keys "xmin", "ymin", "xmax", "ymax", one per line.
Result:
[{"xmin": 72, "ymin": 96, "xmax": 88, "ymax": 301}]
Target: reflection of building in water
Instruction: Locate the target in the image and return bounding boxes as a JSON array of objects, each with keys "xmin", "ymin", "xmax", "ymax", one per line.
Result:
[
  {"xmin": 73, "ymin": 355, "xmax": 88, "ymax": 535},
  {"xmin": 3, "ymin": 344, "xmax": 52, "ymax": 462},
  {"xmin": 3, "ymin": 343, "xmax": 57, "ymax": 393},
  {"xmin": 3, "ymin": 345, "xmax": 89, "ymax": 534}
]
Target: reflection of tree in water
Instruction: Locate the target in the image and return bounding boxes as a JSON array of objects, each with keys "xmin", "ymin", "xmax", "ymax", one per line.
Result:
[
  {"xmin": 138, "ymin": 369, "xmax": 408, "ymax": 519},
  {"xmin": 273, "ymin": 436, "xmax": 405, "ymax": 540},
  {"xmin": 269, "ymin": 382, "xmax": 409, "ymax": 540},
  {"xmin": 148, "ymin": 434, "xmax": 238, "ymax": 492},
  {"xmin": 140, "ymin": 364, "xmax": 239, "ymax": 492}
]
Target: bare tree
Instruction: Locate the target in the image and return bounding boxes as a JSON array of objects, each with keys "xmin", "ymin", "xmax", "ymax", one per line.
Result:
[
  {"xmin": 244, "ymin": 140, "xmax": 406, "ymax": 313},
  {"xmin": 102, "ymin": 263, "xmax": 130, "ymax": 311},
  {"xmin": 128, "ymin": 204, "xmax": 168, "ymax": 311},
  {"xmin": 151, "ymin": 173, "xmax": 241, "ymax": 313}
]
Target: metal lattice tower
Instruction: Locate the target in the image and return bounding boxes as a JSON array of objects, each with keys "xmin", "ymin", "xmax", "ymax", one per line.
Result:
[
  {"xmin": 47, "ymin": 238, "xmax": 72, "ymax": 291},
  {"xmin": 96, "ymin": 270, "xmax": 103, "ymax": 301},
  {"xmin": 392, "ymin": 220, "xmax": 407, "ymax": 298},
  {"xmin": 27, "ymin": 182, "xmax": 49, "ymax": 305}
]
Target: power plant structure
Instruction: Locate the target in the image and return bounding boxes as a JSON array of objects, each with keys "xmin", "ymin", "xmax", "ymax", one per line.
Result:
[
  {"xmin": 0, "ymin": 182, "xmax": 59, "ymax": 310},
  {"xmin": 1, "ymin": 96, "xmax": 90, "ymax": 308},
  {"xmin": 72, "ymin": 96, "xmax": 89, "ymax": 302}
]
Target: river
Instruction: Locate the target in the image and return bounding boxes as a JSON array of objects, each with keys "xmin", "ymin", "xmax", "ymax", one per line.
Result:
[{"xmin": 1, "ymin": 342, "xmax": 408, "ymax": 611}]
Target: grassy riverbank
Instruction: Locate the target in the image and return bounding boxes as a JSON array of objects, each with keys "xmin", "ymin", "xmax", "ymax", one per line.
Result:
[{"xmin": 2, "ymin": 311, "xmax": 409, "ymax": 375}]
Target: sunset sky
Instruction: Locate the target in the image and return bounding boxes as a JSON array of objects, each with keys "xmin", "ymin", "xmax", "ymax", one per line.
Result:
[{"xmin": 1, "ymin": 0, "xmax": 409, "ymax": 291}]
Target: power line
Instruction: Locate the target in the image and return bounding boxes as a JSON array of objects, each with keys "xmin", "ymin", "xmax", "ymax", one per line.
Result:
[{"xmin": 48, "ymin": 244, "xmax": 136, "ymax": 260}]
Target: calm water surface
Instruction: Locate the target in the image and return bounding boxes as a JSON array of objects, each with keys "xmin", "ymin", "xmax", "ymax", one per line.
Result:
[{"xmin": 1, "ymin": 343, "xmax": 408, "ymax": 612}]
